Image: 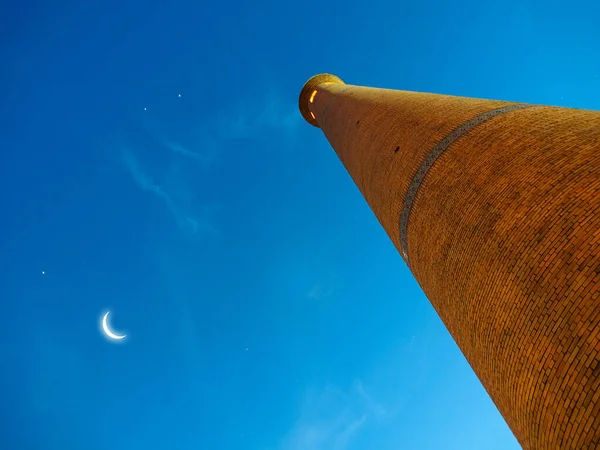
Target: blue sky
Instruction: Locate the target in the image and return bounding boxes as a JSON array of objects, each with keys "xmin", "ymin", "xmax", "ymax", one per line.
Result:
[{"xmin": 1, "ymin": 0, "xmax": 599, "ymax": 449}]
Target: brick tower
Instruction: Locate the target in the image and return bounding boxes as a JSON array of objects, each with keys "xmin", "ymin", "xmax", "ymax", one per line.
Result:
[{"xmin": 298, "ymin": 74, "xmax": 600, "ymax": 449}]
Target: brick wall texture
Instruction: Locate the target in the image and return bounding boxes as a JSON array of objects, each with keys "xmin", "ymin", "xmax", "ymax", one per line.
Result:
[{"xmin": 299, "ymin": 75, "xmax": 600, "ymax": 449}]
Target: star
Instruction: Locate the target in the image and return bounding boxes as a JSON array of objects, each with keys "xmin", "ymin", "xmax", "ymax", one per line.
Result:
[
  {"xmin": 143, "ymin": 107, "xmax": 147, "ymax": 111},
  {"xmin": 178, "ymin": 94, "xmax": 181, "ymax": 98},
  {"xmin": 41, "ymin": 271, "xmax": 45, "ymax": 275}
]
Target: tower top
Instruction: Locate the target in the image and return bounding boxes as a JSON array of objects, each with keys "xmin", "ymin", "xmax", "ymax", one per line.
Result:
[{"xmin": 298, "ymin": 73, "xmax": 344, "ymax": 127}]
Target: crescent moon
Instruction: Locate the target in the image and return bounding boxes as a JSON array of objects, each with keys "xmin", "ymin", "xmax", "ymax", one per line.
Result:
[{"xmin": 102, "ymin": 311, "xmax": 126, "ymax": 340}]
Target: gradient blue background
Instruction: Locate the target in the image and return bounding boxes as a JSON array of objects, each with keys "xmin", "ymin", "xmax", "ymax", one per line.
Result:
[{"xmin": 1, "ymin": 0, "xmax": 599, "ymax": 448}]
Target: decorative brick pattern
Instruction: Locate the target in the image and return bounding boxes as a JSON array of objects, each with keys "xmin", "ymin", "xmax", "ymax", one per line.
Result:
[
  {"xmin": 300, "ymin": 75, "xmax": 600, "ymax": 449},
  {"xmin": 399, "ymin": 103, "xmax": 533, "ymax": 266}
]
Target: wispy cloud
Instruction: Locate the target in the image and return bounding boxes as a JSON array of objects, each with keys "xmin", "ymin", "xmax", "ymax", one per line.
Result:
[
  {"xmin": 214, "ymin": 88, "xmax": 301, "ymax": 142},
  {"xmin": 279, "ymin": 380, "xmax": 386, "ymax": 450},
  {"xmin": 307, "ymin": 271, "xmax": 340, "ymax": 300},
  {"xmin": 121, "ymin": 149, "xmax": 207, "ymax": 234},
  {"xmin": 119, "ymin": 79, "xmax": 299, "ymax": 233},
  {"xmin": 307, "ymin": 283, "xmax": 334, "ymax": 300},
  {"xmin": 164, "ymin": 139, "xmax": 219, "ymax": 165},
  {"xmin": 144, "ymin": 84, "xmax": 300, "ymax": 159}
]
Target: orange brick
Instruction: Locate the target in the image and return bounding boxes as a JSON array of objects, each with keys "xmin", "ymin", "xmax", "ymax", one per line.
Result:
[{"xmin": 300, "ymin": 74, "xmax": 600, "ymax": 449}]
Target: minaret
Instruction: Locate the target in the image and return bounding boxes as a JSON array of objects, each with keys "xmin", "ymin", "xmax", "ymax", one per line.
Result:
[{"xmin": 299, "ymin": 74, "xmax": 600, "ymax": 449}]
